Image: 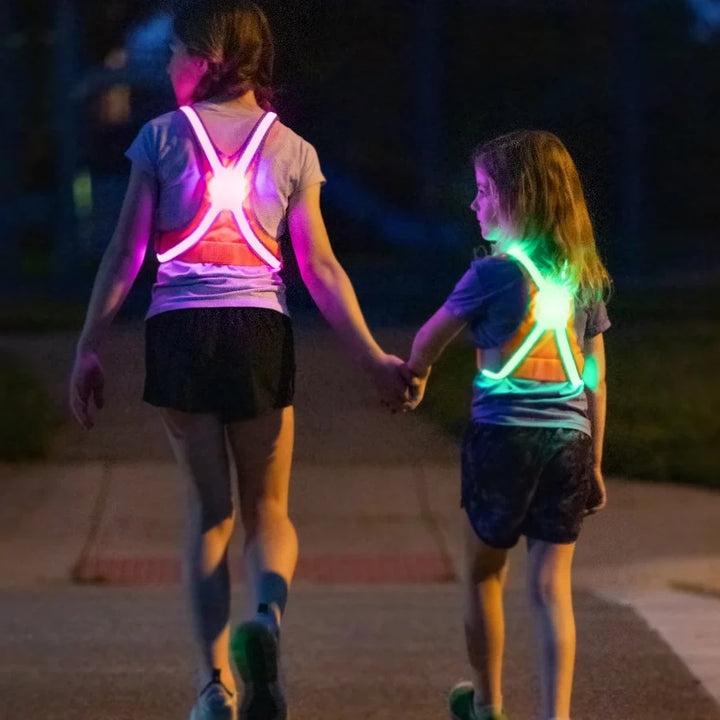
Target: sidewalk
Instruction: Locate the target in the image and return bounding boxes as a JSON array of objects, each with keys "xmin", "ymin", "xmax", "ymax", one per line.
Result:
[
  {"xmin": 1, "ymin": 319, "xmax": 720, "ymax": 720},
  {"xmin": 1, "ymin": 319, "xmax": 719, "ymax": 594}
]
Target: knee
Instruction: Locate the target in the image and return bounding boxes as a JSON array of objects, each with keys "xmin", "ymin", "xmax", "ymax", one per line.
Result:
[
  {"xmin": 202, "ymin": 512, "xmax": 236, "ymax": 545},
  {"xmin": 528, "ymin": 569, "xmax": 569, "ymax": 608},
  {"xmin": 241, "ymin": 496, "xmax": 289, "ymax": 535}
]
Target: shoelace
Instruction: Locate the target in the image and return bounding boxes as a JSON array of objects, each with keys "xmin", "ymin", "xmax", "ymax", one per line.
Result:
[{"xmin": 199, "ymin": 668, "xmax": 235, "ymax": 703}]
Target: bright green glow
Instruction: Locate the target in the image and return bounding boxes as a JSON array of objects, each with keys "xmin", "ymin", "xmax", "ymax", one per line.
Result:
[
  {"xmin": 582, "ymin": 356, "xmax": 599, "ymax": 391},
  {"xmin": 482, "ymin": 325, "xmax": 544, "ymax": 381},
  {"xmin": 555, "ymin": 328, "xmax": 583, "ymax": 388},
  {"xmin": 535, "ymin": 284, "xmax": 571, "ymax": 328},
  {"xmin": 482, "ymin": 244, "xmax": 582, "ymax": 388}
]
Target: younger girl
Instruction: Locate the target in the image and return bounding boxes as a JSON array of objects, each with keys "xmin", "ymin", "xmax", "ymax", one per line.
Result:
[
  {"xmin": 69, "ymin": 2, "xmax": 408, "ymax": 719},
  {"xmin": 404, "ymin": 130, "xmax": 611, "ymax": 720}
]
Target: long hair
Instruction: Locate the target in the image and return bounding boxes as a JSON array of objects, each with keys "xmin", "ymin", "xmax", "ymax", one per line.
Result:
[
  {"xmin": 473, "ymin": 130, "xmax": 611, "ymax": 305},
  {"xmin": 173, "ymin": 0, "xmax": 275, "ymax": 110}
]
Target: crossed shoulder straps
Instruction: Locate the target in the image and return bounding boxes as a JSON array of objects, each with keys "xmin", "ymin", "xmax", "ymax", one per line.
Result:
[
  {"xmin": 178, "ymin": 105, "xmax": 278, "ymax": 175},
  {"xmin": 481, "ymin": 245, "xmax": 583, "ymax": 388},
  {"xmin": 155, "ymin": 106, "xmax": 280, "ymax": 266}
]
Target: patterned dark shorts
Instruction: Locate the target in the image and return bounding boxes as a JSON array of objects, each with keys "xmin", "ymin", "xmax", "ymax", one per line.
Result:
[
  {"xmin": 144, "ymin": 307, "xmax": 295, "ymax": 423},
  {"xmin": 461, "ymin": 423, "xmax": 593, "ymax": 548}
]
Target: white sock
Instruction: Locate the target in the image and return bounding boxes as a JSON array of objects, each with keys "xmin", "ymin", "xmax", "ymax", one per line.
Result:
[{"xmin": 473, "ymin": 695, "xmax": 503, "ymax": 717}]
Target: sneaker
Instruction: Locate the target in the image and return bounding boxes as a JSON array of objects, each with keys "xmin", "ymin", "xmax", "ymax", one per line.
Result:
[
  {"xmin": 190, "ymin": 669, "xmax": 237, "ymax": 720},
  {"xmin": 448, "ymin": 681, "xmax": 508, "ymax": 720},
  {"xmin": 231, "ymin": 613, "xmax": 287, "ymax": 720}
]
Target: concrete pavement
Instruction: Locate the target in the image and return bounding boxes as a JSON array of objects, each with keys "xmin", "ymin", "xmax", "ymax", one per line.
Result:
[{"xmin": 1, "ymin": 318, "xmax": 720, "ymax": 719}]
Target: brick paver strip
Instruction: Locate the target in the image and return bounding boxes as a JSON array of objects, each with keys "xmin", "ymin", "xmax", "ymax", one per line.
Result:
[{"xmin": 71, "ymin": 553, "xmax": 457, "ymax": 585}]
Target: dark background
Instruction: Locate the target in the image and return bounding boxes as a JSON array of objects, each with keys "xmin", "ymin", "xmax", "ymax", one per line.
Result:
[
  {"xmin": 2, "ymin": 0, "xmax": 719, "ymax": 318},
  {"xmin": 0, "ymin": 1, "xmax": 719, "ymax": 484}
]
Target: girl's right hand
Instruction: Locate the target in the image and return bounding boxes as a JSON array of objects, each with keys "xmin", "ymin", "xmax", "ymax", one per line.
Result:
[
  {"xmin": 399, "ymin": 363, "xmax": 430, "ymax": 411},
  {"xmin": 70, "ymin": 350, "xmax": 105, "ymax": 429}
]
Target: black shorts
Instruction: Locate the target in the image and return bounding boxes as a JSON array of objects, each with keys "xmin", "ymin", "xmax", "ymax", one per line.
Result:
[
  {"xmin": 144, "ymin": 307, "xmax": 295, "ymax": 423},
  {"xmin": 461, "ymin": 423, "xmax": 593, "ymax": 548}
]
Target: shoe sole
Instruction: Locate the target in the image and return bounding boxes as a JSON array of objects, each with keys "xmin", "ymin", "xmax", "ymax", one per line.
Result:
[
  {"xmin": 189, "ymin": 702, "xmax": 235, "ymax": 720},
  {"xmin": 231, "ymin": 620, "xmax": 287, "ymax": 720}
]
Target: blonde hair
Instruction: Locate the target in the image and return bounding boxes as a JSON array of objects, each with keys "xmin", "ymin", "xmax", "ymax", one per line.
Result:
[{"xmin": 473, "ymin": 130, "xmax": 611, "ymax": 306}]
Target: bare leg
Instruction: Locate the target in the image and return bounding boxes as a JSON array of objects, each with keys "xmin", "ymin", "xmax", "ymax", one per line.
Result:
[
  {"xmin": 226, "ymin": 406, "xmax": 297, "ymax": 622},
  {"xmin": 526, "ymin": 538, "xmax": 576, "ymax": 720},
  {"xmin": 464, "ymin": 519, "xmax": 509, "ymax": 715},
  {"xmin": 161, "ymin": 408, "xmax": 237, "ymax": 694}
]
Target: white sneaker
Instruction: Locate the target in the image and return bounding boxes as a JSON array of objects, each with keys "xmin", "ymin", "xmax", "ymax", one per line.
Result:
[{"xmin": 189, "ymin": 669, "xmax": 237, "ymax": 720}]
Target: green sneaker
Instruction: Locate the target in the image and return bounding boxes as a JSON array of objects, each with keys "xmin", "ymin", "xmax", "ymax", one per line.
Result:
[
  {"xmin": 448, "ymin": 681, "xmax": 508, "ymax": 720},
  {"xmin": 231, "ymin": 614, "xmax": 286, "ymax": 720}
]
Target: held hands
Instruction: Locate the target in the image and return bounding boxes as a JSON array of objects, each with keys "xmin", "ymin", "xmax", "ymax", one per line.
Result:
[
  {"xmin": 367, "ymin": 352, "xmax": 429, "ymax": 413},
  {"xmin": 398, "ymin": 362, "xmax": 430, "ymax": 411},
  {"xmin": 69, "ymin": 350, "xmax": 105, "ymax": 429}
]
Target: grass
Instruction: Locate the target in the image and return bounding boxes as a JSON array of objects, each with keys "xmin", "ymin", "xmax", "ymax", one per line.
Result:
[
  {"xmin": 0, "ymin": 351, "xmax": 61, "ymax": 461},
  {"xmin": 419, "ymin": 285, "xmax": 720, "ymax": 489}
]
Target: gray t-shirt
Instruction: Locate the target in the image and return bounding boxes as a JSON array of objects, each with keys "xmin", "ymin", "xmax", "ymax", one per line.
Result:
[
  {"xmin": 443, "ymin": 255, "xmax": 611, "ymax": 435},
  {"xmin": 125, "ymin": 101, "xmax": 326, "ymax": 318}
]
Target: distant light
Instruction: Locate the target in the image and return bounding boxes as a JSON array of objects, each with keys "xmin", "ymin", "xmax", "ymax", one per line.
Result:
[
  {"xmin": 104, "ymin": 48, "xmax": 127, "ymax": 70},
  {"xmin": 685, "ymin": 0, "xmax": 720, "ymax": 40},
  {"xmin": 73, "ymin": 170, "xmax": 92, "ymax": 218}
]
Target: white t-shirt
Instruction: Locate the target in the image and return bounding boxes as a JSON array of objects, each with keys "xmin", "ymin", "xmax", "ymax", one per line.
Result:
[{"xmin": 125, "ymin": 101, "xmax": 326, "ymax": 319}]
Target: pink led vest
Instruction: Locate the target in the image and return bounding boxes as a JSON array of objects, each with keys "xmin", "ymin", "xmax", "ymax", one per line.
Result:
[{"xmin": 155, "ymin": 106, "xmax": 281, "ymax": 268}]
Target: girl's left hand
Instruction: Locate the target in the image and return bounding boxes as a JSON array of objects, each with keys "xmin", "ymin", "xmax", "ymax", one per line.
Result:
[
  {"xmin": 398, "ymin": 363, "xmax": 430, "ymax": 411},
  {"xmin": 69, "ymin": 350, "xmax": 105, "ymax": 429},
  {"xmin": 585, "ymin": 467, "xmax": 607, "ymax": 515}
]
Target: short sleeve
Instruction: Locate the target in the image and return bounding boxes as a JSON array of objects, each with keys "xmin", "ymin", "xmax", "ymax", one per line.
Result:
[
  {"xmin": 125, "ymin": 121, "xmax": 158, "ymax": 177},
  {"xmin": 443, "ymin": 256, "xmax": 525, "ymax": 322},
  {"xmin": 584, "ymin": 300, "xmax": 611, "ymax": 338},
  {"xmin": 295, "ymin": 140, "xmax": 326, "ymax": 194}
]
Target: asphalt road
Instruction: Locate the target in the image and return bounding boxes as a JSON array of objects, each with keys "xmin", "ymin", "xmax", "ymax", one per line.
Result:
[{"xmin": 1, "ymin": 318, "xmax": 719, "ymax": 719}]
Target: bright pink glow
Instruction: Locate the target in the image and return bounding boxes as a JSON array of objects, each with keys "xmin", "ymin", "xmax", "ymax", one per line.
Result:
[
  {"xmin": 157, "ymin": 106, "xmax": 279, "ymax": 267},
  {"xmin": 207, "ymin": 168, "xmax": 248, "ymax": 209}
]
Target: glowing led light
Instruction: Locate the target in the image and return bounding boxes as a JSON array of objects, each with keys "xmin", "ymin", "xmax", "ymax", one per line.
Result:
[
  {"xmin": 582, "ymin": 356, "xmax": 599, "ymax": 391},
  {"xmin": 482, "ymin": 245, "xmax": 583, "ymax": 388},
  {"xmin": 157, "ymin": 106, "xmax": 279, "ymax": 267},
  {"xmin": 207, "ymin": 168, "xmax": 249, "ymax": 209},
  {"xmin": 535, "ymin": 284, "xmax": 571, "ymax": 328}
]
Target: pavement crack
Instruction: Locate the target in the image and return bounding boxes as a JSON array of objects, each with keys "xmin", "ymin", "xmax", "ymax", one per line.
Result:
[
  {"xmin": 414, "ymin": 464, "xmax": 457, "ymax": 582},
  {"xmin": 70, "ymin": 461, "xmax": 112, "ymax": 584}
]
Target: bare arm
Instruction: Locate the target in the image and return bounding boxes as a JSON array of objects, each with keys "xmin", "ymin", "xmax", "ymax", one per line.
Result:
[
  {"xmin": 583, "ymin": 333, "xmax": 607, "ymax": 472},
  {"xmin": 70, "ymin": 164, "xmax": 156, "ymax": 427},
  {"xmin": 287, "ymin": 183, "xmax": 407, "ymax": 404},
  {"xmin": 583, "ymin": 332, "xmax": 607, "ymax": 511},
  {"xmin": 404, "ymin": 306, "xmax": 467, "ymax": 407},
  {"xmin": 77, "ymin": 165, "xmax": 156, "ymax": 352}
]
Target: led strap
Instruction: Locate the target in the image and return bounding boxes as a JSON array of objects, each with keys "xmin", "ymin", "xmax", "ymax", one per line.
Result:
[
  {"xmin": 481, "ymin": 245, "xmax": 583, "ymax": 388},
  {"xmin": 157, "ymin": 106, "xmax": 279, "ymax": 267}
]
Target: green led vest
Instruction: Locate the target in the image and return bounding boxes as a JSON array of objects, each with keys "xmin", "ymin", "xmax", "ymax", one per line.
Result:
[{"xmin": 481, "ymin": 246, "xmax": 584, "ymax": 388}]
